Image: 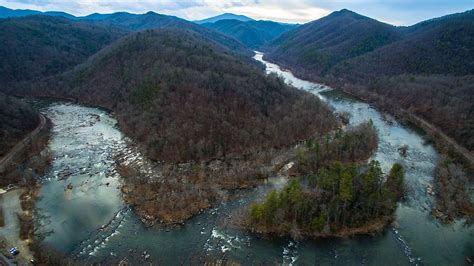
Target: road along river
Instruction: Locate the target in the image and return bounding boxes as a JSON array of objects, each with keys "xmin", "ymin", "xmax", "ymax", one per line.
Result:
[{"xmin": 32, "ymin": 53, "xmax": 472, "ymax": 265}]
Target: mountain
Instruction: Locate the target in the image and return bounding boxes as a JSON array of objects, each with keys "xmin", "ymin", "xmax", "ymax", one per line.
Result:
[
  {"xmin": 43, "ymin": 29, "xmax": 335, "ymax": 162},
  {"xmin": 195, "ymin": 13, "xmax": 254, "ymax": 24},
  {"xmin": 0, "ymin": 6, "xmax": 40, "ymax": 18},
  {"xmin": 265, "ymin": 9, "xmax": 402, "ymax": 76},
  {"xmin": 0, "ymin": 6, "xmax": 76, "ymax": 19},
  {"xmin": 203, "ymin": 19, "xmax": 298, "ymax": 49},
  {"xmin": 265, "ymin": 9, "xmax": 474, "ymax": 152},
  {"xmin": 81, "ymin": 11, "xmax": 251, "ymax": 56},
  {"xmin": 0, "ymin": 16, "xmax": 128, "ymax": 93},
  {"xmin": 331, "ymin": 9, "xmax": 474, "ymax": 77}
]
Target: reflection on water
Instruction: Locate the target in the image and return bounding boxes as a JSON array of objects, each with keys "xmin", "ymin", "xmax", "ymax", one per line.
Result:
[{"xmin": 35, "ymin": 53, "xmax": 473, "ymax": 265}]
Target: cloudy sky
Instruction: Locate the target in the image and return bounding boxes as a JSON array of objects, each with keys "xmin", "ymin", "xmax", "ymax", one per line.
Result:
[{"xmin": 1, "ymin": 0, "xmax": 472, "ymax": 25}]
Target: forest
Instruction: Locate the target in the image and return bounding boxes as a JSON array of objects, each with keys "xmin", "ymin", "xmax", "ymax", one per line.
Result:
[
  {"xmin": 42, "ymin": 29, "xmax": 336, "ymax": 162},
  {"xmin": 244, "ymin": 122, "xmax": 405, "ymax": 237},
  {"xmin": 0, "ymin": 93, "xmax": 39, "ymax": 157},
  {"xmin": 0, "ymin": 16, "xmax": 127, "ymax": 93}
]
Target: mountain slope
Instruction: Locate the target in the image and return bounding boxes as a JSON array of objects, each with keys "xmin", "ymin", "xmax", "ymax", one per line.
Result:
[
  {"xmin": 0, "ymin": 16, "xmax": 128, "ymax": 93},
  {"xmin": 195, "ymin": 13, "xmax": 254, "ymax": 24},
  {"xmin": 203, "ymin": 19, "xmax": 298, "ymax": 49},
  {"xmin": 331, "ymin": 9, "xmax": 474, "ymax": 77},
  {"xmin": 47, "ymin": 29, "xmax": 335, "ymax": 162},
  {"xmin": 265, "ymin": 9, "xmax": 401, "ymax": 76}
]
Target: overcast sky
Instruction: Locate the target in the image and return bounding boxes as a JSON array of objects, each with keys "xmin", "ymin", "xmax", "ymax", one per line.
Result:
[{"xmin": 1, "ymin": 0, "xmax": 472, "ymax": 25}]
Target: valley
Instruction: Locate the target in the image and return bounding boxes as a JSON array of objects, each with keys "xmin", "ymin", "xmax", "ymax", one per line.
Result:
[{"xmin": 0, "ymin": 4, "xmax": 472, "ymax": 265}]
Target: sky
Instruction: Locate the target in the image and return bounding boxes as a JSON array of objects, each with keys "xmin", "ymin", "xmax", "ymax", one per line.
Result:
[{"xmin": 1, "ymin": 0, "xmax": 473, "ymax": 25}]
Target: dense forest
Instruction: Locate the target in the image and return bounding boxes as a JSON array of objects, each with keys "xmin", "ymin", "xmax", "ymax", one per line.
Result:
[
  {"xmin": 0, "ymin": 93, "xmax": 39, "ymax": 157},
  {"xmin": 39, "ymin": 29, "xmax": 336, "ymax": 162},
  {"xmin": 265, "ymin": 9, "xmax": 402, "ymax": 76},
  {"xmin": 203, "ymin": 19, "xmax": 297, "ymax": 49},
  {"xmin": 0, "ymin": 16, "xmax": 127, "ymax": 93},
  {"xmin": 264, "ymin": 9, "xmax": 474, "ymax": 152},
  {"xmin": 245, "ymin": 122, "xmax": 404, "ymax": 237}
]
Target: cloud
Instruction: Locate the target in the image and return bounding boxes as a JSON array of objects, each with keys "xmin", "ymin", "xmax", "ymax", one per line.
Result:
[{"xmin": 0, "ymin": 0, "xmax": 472, "ymax": 25}]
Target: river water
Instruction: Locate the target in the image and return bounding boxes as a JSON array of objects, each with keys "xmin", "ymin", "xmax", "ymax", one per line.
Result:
[{"xmin": 34, "ymin": 53, "xmax": 472, "ymax": 265}]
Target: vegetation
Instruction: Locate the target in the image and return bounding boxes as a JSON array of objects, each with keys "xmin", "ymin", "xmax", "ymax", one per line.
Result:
[
  {"xmin": 244, "ymin": 122, "xmax": 404, "ymax": 238},
  {"xmin": 46, "ymin": 29, "xmax": 336, "ymax": 162},
  {"xmin": 203, "ymin": 19, "xmax": 297, "ymax": 49},
  {"xmin": 249, "ymin": 162, "xmax": 404, "ymax": 237},
  {"xmin": 265, "ymin": 9, "xmax": 401, "ymax": 76},
  {"xmin": 0, "ymin": 93, "xmax": 39, "ymax": 157},
  {"xmin": 265, "ymin": 9, "xmax": 474, "ymax": 153},
  {"xmin": 433, "ymin": 156, "xmax": 473, "ymax": 222},
  {"xmin": 0, "ymin": 16, "xmax": 127, "ymax": 93}
]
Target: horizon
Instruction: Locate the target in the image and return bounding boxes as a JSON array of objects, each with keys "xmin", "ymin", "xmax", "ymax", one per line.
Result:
[{"xmin": 0, "ymin": 1, "xmax": 472, "ymax": 26}]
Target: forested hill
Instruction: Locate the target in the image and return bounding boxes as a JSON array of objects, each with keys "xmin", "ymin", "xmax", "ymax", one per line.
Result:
[
  {"xmin": 331, "ymin": 9, "xmax": 474, "ymax": 78},
  {"xmin": 0, "ymin": 16, "xmax": 128, "ymax": 93},
  {"xmin": 265, "ymin": 9, "xmax": 401, "ymax": 76},
  {"xmin": 264, "ymin": 9, "xmax": 474, "ymax": 152},
  {"xmin": 203, "ymin": 19, "xmax": 298, "ymax": 49},
  {"xmin": 43, "ymin": 29, "xmax": 336, "ymax": 162},
  {"xmin": 0, "ymin": 93, "xmax": 39, "ymax": 157}
]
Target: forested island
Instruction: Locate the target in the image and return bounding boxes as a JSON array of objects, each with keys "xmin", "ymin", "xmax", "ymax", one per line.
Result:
[{"xmin": 237, "ymin": 122, "xmax": 405, "ymax": 238}]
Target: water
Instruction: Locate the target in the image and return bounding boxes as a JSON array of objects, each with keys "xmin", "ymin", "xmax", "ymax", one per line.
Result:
[{"xmin": 34, "ymin": 53, "xmax": 473, "ymax": 265}]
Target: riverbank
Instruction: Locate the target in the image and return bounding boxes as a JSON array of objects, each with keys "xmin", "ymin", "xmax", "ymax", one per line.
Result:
[
  {"xmin": 119, "ymin": 146, "xmax": 298, "ymax": 225},
  {"xmin": 261, "ymin": 55, "xmax": 473, "ymax": 169}
]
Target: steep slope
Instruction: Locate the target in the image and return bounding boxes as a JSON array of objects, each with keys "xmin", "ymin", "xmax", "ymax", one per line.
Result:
[
  {"xmin": 0, "ymin": 93, "xmax": 39, "ymax": 157},
  {"xmin": 265, "ymin": 9, "xmax": 401, "ymax": 76},
  {"xmin": 331, "ymin": 9, "xmax": 474, "ymax": 77},
  {"xmin": 0, "ymin": 16, "xmax": 128, "ymax": 93},
  {"xmin": 49, "ymin": 29, "xmax": 336, "ymax": 162},
  {"xmin": 195, "ymin": 13, "xmax": 254, "ymax": 24},
  {"xmin": 203, "ymin": 19, "xmax": 298, "ymax": 49}
]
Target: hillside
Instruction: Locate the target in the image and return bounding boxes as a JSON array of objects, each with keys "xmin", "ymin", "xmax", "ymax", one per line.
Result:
[
  {"xmin": 331, "ymin": 9, "xmax": 474, "ymax": 77},
  {"xmin": 203, "ymin": 19, "xmax": 297, "ymax": 49},
  {"xmin": 195, "ymin": 13, "xmax": 254, "ymax": 24},
  {"xmin": 265, "ymin": 9, "xmax": 474, "ymax": 152},
  {"xmin": 265, "ymin": 9, "xmax": 401, "ymax": 76},
  {"xmin": 0, "ymin": 16, "xmax": 127, "ymax": 93},
  {"xmin": 44, "ymin": 29, "xmax": 336, "ymax": 162},
  {"xmin": 0, "ymin": 93, "xmax": 39, "ymax": 157}
]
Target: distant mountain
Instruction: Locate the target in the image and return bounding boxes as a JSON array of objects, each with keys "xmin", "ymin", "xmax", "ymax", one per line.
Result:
[
  {"xmin": 81, "ymin": 11, "xmax": 252, "ymax": 57},
  {"xmin": 0, "ymin": 16, "xmax": 127, "ymax": 93},
  {"xmin": 0, "ymin": 6, "xmax": 39, "ymax": 18},
  {"xmin": 203, "ymin": 19, "xmax": 298, "ymax": 49},
  {"xmin": 46, "ymin": 29, "xmax": 335, "ymax": 162},
  {"xmin": 0, "ymin": 6, "xmax": 76, "ymax": 19},
  {"xmin": 265, "ymin": 9, "xmax": 402, "ymax": 76},
  {"xmin": 195, "ymin": 13, "xmax": 254, "ymax": 24}
]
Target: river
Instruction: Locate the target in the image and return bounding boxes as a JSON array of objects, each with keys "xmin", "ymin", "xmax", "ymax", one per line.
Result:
[{"xmin": 33, "ymin": 53, "xmax": 472, "ymax": 265}]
